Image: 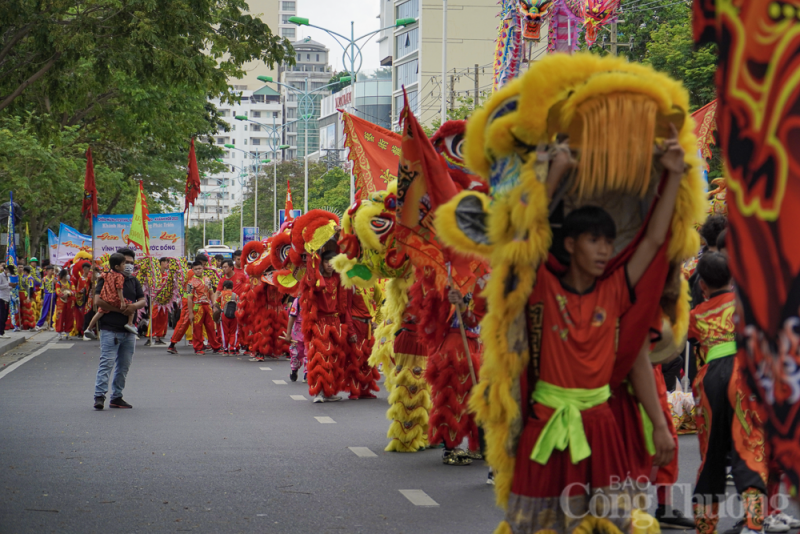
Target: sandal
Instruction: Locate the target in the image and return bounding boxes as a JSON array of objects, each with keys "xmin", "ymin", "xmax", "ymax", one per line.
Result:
[
  {"xmin": 442, "ymin": 450, "xmax": 473, "ymax": 466},
  {"xmin": 455, "ymin": 448, "xmax": 483, "ymax": 461}
]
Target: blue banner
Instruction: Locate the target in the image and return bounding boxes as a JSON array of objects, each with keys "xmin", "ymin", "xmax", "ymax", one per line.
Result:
[
  {"xmin": 56, "ymin": 223, "xmax": 91, "ymax": 266},
  {"xmin": 47, "ymin": 228, "xmax": 59, "ymax": 266},
  {"xmin": 92, "ymin": 212, "xmax": 185, "ymax": 258},
  {"xmin": 242, "ymin": 227, "xmax": 259, "ymax": 246},
  {"xmin": 279, "ymin": 210, "xmax": 302, "ymax": 228}
]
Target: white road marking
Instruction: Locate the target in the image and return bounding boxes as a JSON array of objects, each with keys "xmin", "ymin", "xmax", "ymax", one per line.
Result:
[
  {"xmin": 272, "ymin": 379, "xmax": 287, "ymax": 385},
  {"xmin": 399, "ymin": 490, "xmax": 439, "ymax": 507},
  {"xmin": 0, "ymin": 344, "xmax": 53, "ymax": 380},
  {"xmin": 315, "ymin": 416, "xmax": 336, "ymax": 424},
  {"xmin": 290, "ymin": 395, "xmax": 307, "ymax": 401},
  {"xmin": 46, "ymin": 343, "xmax": 73, "ymax": 349},
  {"xmin": 259, "ymin": 367, "xmax": 272, "ymax": 371},
  {"xmin": 348, "ymin": 447, "xmax": 377, "ymax": 458}
]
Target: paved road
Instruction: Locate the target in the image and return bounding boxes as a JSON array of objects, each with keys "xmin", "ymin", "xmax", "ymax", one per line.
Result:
[{"xmin": 0, "ymin": 334, "xmax": 796, "ymax": 533}]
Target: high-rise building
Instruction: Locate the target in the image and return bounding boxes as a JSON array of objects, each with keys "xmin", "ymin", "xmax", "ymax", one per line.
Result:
[
  {"xmin": 381, "ymin": 0, "xmax": 498, "ymax": 128},
  {"xmin": 186, "ymin": 87, "xmax": 284, "ymax": 230},
  {"xmin": 281, "ymin": 38, "xmax": 333, "ymax": 160},
  {"xmin": 226, "ymin": 0, "xmax": 299, "ymax": 91}
]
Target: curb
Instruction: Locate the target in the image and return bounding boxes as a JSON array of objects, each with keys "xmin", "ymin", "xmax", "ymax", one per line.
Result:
[{"xmin": 0, "ymin": 336, "xmax": 29, "ymax": 357}]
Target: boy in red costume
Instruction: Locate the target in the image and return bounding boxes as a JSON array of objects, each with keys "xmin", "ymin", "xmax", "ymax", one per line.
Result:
[
  {"xmin": 149, "ymin": 258, "xmax": 170, "ymax": 345},
  {"xmin": 503, "ymin": 134, "xmax": 682, "ymax": 532},
  {"xmin": 166, "ymin": 269, "xmax": 193, "ymax": 354},
  {"xmin": 55, "ymin": 269, "xmax": 75, "ymax": 340},
  {"xmin": 218, "ymin": 280, "xmax": 238, "ymax": 354},
  {"xmin": 304, "ymin": 250, "xmax": 356, "ymax": 403},
  {"xmin": 187, "ymin": 261, "xmax": 221, "ymax": 355},
  {"xmin": 215, "ymin": 259, "xmax": 247, "ymax": 354},
  {"xmin": 689, "ymin": 252, "xmax": 768, "ymax": 534}
]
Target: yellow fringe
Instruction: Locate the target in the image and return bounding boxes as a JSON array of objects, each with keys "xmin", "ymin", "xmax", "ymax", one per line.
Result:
[{"xmin": 632, "ymin": 510, "xmax": 661, "ymax": 534}]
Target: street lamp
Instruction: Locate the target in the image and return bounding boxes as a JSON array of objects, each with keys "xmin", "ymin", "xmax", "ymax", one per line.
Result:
[
  {"xmin": 234, "ymin": 115, "xmax": 295, "ymax": 232},
  {"xmin": 218, "ymin": 159, "xmax": 253, "ymax": 248},
  {"xmin": 256, "ymin": 75, "xmax": 351, "ymax": 212},
  {"xmin": 225, "ymin": 143, "xmax": 270, "ymax": 231},
  {"xmin": 284, "ymin": 16, "xmax": 415, "ymax": 201}
]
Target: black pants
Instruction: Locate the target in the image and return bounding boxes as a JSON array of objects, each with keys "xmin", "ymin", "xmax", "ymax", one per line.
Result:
[{"xmin": 0, "ymin": 299, "xmax": 8, "ymax": 335}]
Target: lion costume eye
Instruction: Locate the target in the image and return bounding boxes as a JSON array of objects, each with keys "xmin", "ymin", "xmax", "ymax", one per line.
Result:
[
  {"xmin": 443, "ymin": 132, "xmax": 465, "ymax": 161},
  {"xmin": 370, "ymin": 216, "xmax": 394, "ymax": 239},
  {"xmin": 279, "ymin": 244, "xmax": 292, "ymax": 262},
  {"xmin": 486, "ymin": 95, "xmax": 519, "ymax": 126},
  {"xmin": 247, "ymin": 250, "xmax": 260, "ymax": 262}
]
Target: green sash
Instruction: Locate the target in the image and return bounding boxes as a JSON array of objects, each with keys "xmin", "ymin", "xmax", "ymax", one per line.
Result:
[
  {"xmin": 705, "ymin": 341, "xmax": 737, "ymax": 364},
  {"xmin": 530, "ymin": 381, "xmax": 610, "ymax": 465}
]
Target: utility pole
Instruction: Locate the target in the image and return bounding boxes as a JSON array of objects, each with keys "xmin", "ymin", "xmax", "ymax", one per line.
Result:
[
  {"xmin": 610, "ymin": 22, "xmax": 618, "ymax": 56},
  {"xmin": 474, "ymin": 64, "xmax": 479, "ymax": 109},
  {"xmin": 449, "ymin": 73, "xmax": 455, "ymax": 115},
  {"xmin": 441, "ymin": 0, "xmax": 447, "ymax": 126}
]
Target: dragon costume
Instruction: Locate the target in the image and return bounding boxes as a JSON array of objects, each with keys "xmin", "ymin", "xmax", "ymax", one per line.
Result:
[
  {"xmin": 693, "ymin": 0, "xmax": 800, "ymax": 495},
  {"xmin": 434, "ymin": 53, "xmax": 706, "ymax": 533}
]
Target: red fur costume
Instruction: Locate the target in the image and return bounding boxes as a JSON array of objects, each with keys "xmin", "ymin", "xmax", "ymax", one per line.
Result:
[{"xmin": 238, "ymin": 240, "xmax": 289, "ymax": 358}]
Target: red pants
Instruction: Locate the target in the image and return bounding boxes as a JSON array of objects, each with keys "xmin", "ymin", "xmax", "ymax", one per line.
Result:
[
  {"xmin": 55, "ymin": 300, "xmax": 74, "ymax": 334},
  {"xmin": 220, "ymin": 315, "xmax": 238, "ymax": 350},
  {"xmin": 170, "ymin": 298, "xmax": 191, "ymax": 344},
  {"xmin": 153, "ymin": 306, "xmax": 168, "ymax": 338},
  {"xmin": 192, "ymin": 303, "xmax": 220, "ymax": 351},
  {"xmin": 72, "ymin": 305, "xmax": 85, "ymax": 333}
]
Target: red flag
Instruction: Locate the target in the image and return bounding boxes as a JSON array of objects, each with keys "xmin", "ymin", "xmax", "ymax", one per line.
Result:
[
  {"xmin": 82, "ymin": 147, "xmax": 99, "ymax": 224},
  {"xmin": 185, "ymin": 138, "xmax": 201, "ymax": 212},
  {"xmin": 341, "ymin": 110, "xmax": 402, "ymax": 200},
  {"xmin": 285, "ymin": 180, "xmax": 294, "ymax": 221}
]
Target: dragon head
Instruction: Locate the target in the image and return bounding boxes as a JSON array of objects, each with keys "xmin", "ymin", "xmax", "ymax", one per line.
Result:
[{"xmin": 583, "ymin": 0, "xmax": 620, "ymax": 47}]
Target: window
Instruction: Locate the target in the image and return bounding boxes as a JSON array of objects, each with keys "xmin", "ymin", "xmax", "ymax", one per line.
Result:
[
  {"xmin": 216, "ymin": 137, "xmax": 225, "ymax": 144},
  {"xmin": 232, "ymin": 125, "xmax": 236, "ymax": 131},
  {"xmin": 217, "ymin": 179, "xmax": 224, "ymax": 186},
  {"xmin": 252, "ymin": 94, "xmax": 264, "ymax": 103},
  {"xmin": 252, "ymin": 111, "xmax": 261, "ymax": 119},
  {"xmin": 252, "ymin": 138, "xmax": 261, "ymax": 146},
  {"xmin": 232, "ymin": 139, "xmax": 236, "ymax": 145},
  {"xmin": 244, "ymin": 139, "xmax": 248, "ymax": 145},
  {"xmin": 297, "ymin": 53, "xmax": 301, "ymax": 61},
  {"xmin": 273, "ymin": 111, "xmax": 279, "ymax": 118},
  {"xmin": 282, "ymin": 1, "xmax": 295, "ymax": 10},
  {"xmin": 251, "ymin": 124, "xmax": 261, "ymax": 132},
  {"xmin": 306, "ymin": 53, "xmax": 310, "ymax": 60},
  {"xmin": 396, "ymin": 89, "xmax": 418, "ymax": 116},
  {"xmin": 282, "ymin": 15, "xmax": 292, "ymax": 24},
  {"xmin": 244, "ymin": 125, "xmax": 248, "ymax": 131},
  {"xmin": 395, "ymin": 59, "xmax": 418, "ymax": 90},
  {"xmin": 219, "ymin": 109, "xmax": 230, "ymax": 117},
  {"xmin": 396, "ymin": 0, "xmax": 419, "ymax": 20},
  {"xmin": 395, "ymin": 28, "xmax": 419, "ymax": 58},
  {"xmin": 282, "ymin": 27, "xmax": 295, "ymax": 39},
  {"xmin": 316, "ymin": 54, "xmax": 320, "ymax": 62}
]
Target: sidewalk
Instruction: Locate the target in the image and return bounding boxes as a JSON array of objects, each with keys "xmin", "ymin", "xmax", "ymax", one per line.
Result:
[{"xmin": 0, "ymin": 330, "xmax": 59, "ymax": 361}]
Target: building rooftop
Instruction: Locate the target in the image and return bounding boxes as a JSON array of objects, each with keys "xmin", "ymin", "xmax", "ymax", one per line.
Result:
[{"xmin": 253, "ymin": 85, "xmax": 281, "ymax": 96}]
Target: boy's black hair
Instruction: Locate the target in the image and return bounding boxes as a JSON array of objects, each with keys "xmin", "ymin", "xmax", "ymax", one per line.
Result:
[
  {"xmin": 563, "ymin": 206, "xmax": 617, "ymax": 241},
  {"xmin": 699, "ymin": 215, "xmax": 726, "ymax": 250},
  {"xmin": 41, "ymin": 259, "xmax": 50, "ymax": 267},
  {"xmin": 214, "ymin": 254, "xmax": 224, "ymax": 261},
  {"xmin": 159, "ymin": 257, "xmax": 169, "ymax": 264},
  {"xmin": 109, "ymin": 253, "xmax": 126, "ymax": 270},
  {"xmin": 116, "ymin": 247, "xmax": 136, "ymax": 260},
  {"xmin": 222, "ymin": 280, "xmax": 233, "ymax": 289},
  {"xmin": 697, "ymin": 251, "xmax": 731, "ymax": 290},
  {"xmin": 45, "ymin": 265, "xmax": 54, "ymax": 271},
  {"xmin": 192, "ymin": 260, "xmax": 204, "ymax": 268},
  {"xmin": 58, "ymin": 269, "xmax": 69, "ymax": 280},
  {"xmin": 321, "ymin": 250, "xmax": 337, "ymax": 262},
  {"xmin": 196, "ymin": 253, "xmax": 209, "ymax": 263},
  {"xmin": 7, "ymin": 265, "xmax": 15, "ymax": 275},
  {"xmin": 23, "ymin": 266, "xmax": 31, "ymax": 273},
  {"xmin": 233, "ymin": 249, "xmax": 242, "ymax": 258},
  {"xmin": 222, "ymin": 259, "xmax": 234, "ymax": 268},
  {"xmin": 716, "ymin": 228, "xmax": 727, "ymax": 251}
]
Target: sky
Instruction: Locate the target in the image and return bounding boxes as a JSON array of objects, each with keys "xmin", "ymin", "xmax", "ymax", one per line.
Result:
[{"xmin": 294, "ymin": 0, "xmax": 383, "ymax": 74}]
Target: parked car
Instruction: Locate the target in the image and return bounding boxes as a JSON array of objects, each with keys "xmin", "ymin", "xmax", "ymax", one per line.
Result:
[{"xmin": 196, "ymin": 244, "xmax": 234, "ymax": 260}]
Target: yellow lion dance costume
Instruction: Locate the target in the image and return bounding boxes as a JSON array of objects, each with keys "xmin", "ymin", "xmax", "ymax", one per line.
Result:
[{"xmin": 435, "ymin": 54, "xmax": 707, "ymax": 534}]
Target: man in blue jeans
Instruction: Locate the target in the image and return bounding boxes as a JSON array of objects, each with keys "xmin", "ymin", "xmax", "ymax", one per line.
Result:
[{"xmin": 93, "ymin": 248, "xmax": 146, "ymax": 410}]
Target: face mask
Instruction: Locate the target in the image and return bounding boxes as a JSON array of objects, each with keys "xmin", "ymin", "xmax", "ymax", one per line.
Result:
[{"xmin": 123, "ymin": 264, "xmax": 134, "ymax": 275}]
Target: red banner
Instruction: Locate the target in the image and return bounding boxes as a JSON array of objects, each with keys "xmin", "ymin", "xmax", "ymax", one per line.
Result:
[
  {"xmin": 342, "ymin": 111, "xmax": 401, "ymax": 199},
  {"xmin": 692, "ymin": 99, "xmax": 717, "ymax": 165}
]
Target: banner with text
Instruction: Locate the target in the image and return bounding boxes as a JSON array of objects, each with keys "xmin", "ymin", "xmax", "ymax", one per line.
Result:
[
  {"xmin": 92, "ymin": 212, "xmax": 185, "ymax": 258},
  {"xmin": 48, "ymin": 228, "xmax": 59, "ymax": 265},
  {"xmin": 56, "ymin": 223, "xmax": 92, "ymax": 265},
  {"xmin": 242, "ymin": 227, "xmax": 260, "ymax": 246}
]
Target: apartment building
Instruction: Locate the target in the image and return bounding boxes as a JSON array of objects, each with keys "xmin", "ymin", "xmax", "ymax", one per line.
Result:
[{"xmin": 382, "ymin": 0, "xmax": 498, "ymax": 128}]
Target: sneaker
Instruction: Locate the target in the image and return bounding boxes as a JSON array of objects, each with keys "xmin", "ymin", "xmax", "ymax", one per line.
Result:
[
  {"xmin": 724, "ymin": 519, "xmax": 746, "ymax": 534},
  {"xmin": 289, "ymin": 370, "xmax": 298, "ymax": 382},
  {"xmin": 359, "ymin": 392, "xmax": 378, "ymax": 399},
  {"xmin": 144, "ymin": 340, "xmax": 152, "ymax": 346},
  {"xmin": 655, "ymin": 504, "xmax": 695, "ymax": 530},
  {"xmin": 0, "ymin": 334, "xmax": 11, "ymax": 339},
  {"xmin": 167, "ymin": 345, "xmax": 178, "ymax": 354},
  {"xmin": 312, "ymin": 394, "xmax": 324, "ymax": 403},
  {"xmin": 124, "ymin": 324, "xmax": 138, "ymax": 334},
  {"xmin": 195, "ymin": 350, "xmax": 205, "ymax": 355},
  {"xmin": 34, "ymin": 326, "xmax": 42, "ymax": 332},
  {"xmin": 765, "ymin": 515, "xmax": 791, "ymax": 533},
  {"xmin": 323, "ymin": 395, "xmax": 341, "ymax": 402},
  {"xmin": 83, "ymin": 330, "xmax": 96, "ymax": 340},
  {"xmin": 82, "ymin": 335, "xmax": 91, "ymax": 341},
  {"xmin": 154, "ymin": 339, "xmax": 166, "ymax": 346},
  {"xmin": 303, "ymin": 372, "xmax": 307, "ymax": 383},
  {"xmin": 109, "ymin": 397, "xmax": 132, "ymax": 409},
  {"xmin": 773, "ymin": 512, "xmax": 800, "ymax": 529},
  {"xmin": 211, "ymin": 349, "xmax": 221, "ymax": 354},
  {"xmin": 487, "ymin": 468, "xmax": 495, "ymax": 485},
  {"xmin": 93, "ymin": 396, "xmax": 105, "ymax": 410}
]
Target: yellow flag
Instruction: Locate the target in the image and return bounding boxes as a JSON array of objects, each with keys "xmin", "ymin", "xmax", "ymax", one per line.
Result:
[{"xmin": 128, "ymin": 181, "xmax": 150, "ymax": 254}]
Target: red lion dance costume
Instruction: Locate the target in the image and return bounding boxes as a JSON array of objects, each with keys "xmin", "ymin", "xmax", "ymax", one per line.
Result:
[
  {"xmin": 693, "ymin": 0, "xmax": 800, "ymax": 496},
  {"xmin": 238, "ymin": 239, "xmax": 289, "ymax": 359}
]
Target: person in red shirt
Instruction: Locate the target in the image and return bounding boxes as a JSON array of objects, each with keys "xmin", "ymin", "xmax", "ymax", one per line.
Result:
[
  {"xmin": 167, "ymin": 267, "xmax": 194, "ymax": 354},
  {"xmin": 232, "ymin": 250, "xmax": 249, "ymax": 351},
  {"xmin": 502, "ymin": 132, "xmax": 681, "ymax": 533},
  {"xmin": 148, "ymin": 258, "xmax": 170, "ymax": 345},
  {"xmin": 214, "ymin": 259, "xmax": 247, "ymax": 353},
  {"xmin": 689, "ymin": 252, "xmax": 768, "ymax": 534},
  {"xmin": 54, "ymin": 269, "xmax": 75, "ymax": 340},
  {"xmin": 217, "ymin": 280, "xmax": 239, "ymax": 354},
  {"xmin": 188, "ymin": 261, "xmax": 221, "ymax": 355},
  {"xmin": 303, "ymin": 250, "xmax": 356, "ymax": 403}
]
